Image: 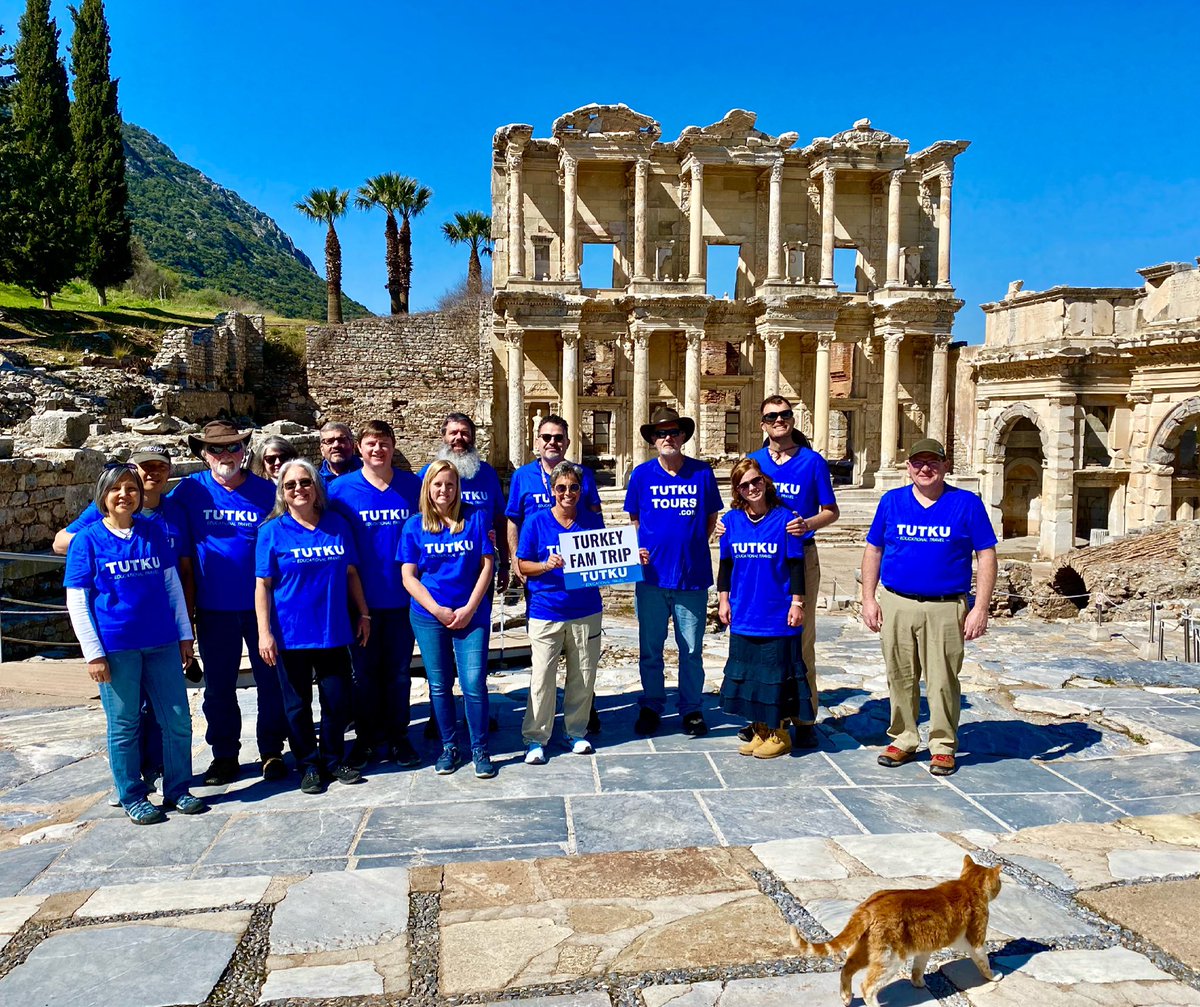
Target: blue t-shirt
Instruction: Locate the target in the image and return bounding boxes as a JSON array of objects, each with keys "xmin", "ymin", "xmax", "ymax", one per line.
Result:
[
  {"xmin": 747, "ymin": 446, "xmax": 837, "ymax": 542},
  {"xmin": 866, "ymin": 485, "xmax": 998, "ymax": 597},
  {"xmin": 318, "ymin": 456, "xmax": 364, "ymax": 485},
  {"xmin": 255, "ymin": 511, "xmax": 359, "ymax": 650},
  {"xmin": 67, "ymin": 497, "xmax": 193, "ymax": 559},
  {"xmin": 64, "ymin": 521, "xmax": 179, "ymax": 654},
  {"xmin": 505, "ymin": 460, "xmax": 602, "ymax": 526},
  {"xmin": 419, "ymin": 460, "xmax": 505, "ymax": 525},
  {"xmin": 624, "ymin": 457, "xmax": 722, "ymax": 590},
  {"xmin": 328, "ymin": 470, "xmax": 421, "ymax": 610},
  {"xmin": 171, "ymin": 471, "xmax": 277, "ymax": 611},
  {"xmin": 719, "ymin": 507, "xmax": 804, "ymax": 637},
  {"xmin": 399, "ymin": 507, "xmax": 494, "ymax": 620},
  {"xmin": 517, "ymin": 508, "xmax": 605, "ymax": 622}
]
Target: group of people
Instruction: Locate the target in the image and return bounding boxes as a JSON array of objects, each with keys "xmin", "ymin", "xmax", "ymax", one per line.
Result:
[{"xmin": 59, "ymin": 394, "xmax": 997, "ymax": 826}]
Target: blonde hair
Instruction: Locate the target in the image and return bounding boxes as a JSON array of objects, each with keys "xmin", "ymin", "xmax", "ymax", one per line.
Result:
[{"xmin": 419, "ymin": 459, "xmax": 464, "ymax": 534}]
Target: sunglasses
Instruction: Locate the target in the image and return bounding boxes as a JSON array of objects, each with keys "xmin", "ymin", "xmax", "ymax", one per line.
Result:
[
  {"xmin": 282, "ymin": 478, "xmax": 315, "ymax": 491},
  {"xmin": 761, "ymin": 409, "xmax": 794, "ymax": 424},
  {"xmin": 908, "ymin": 458, "xmax": 943, "ymax": 471},
  {"xmin": 738, "ymin": 475, "xmax": 765, "ymax": 492},
  {"xmin": 553, "ymin": 483, "xmax": 581, "ymax": 495},
  {"xmin": 205, "ymin": 442, "xmax": 245, "ymax": 456},
  {"xmin": 653, "ymin": 428, "xmax": 682, "ymax": 440},
  {"xmin": 540, "ymin": 433, "xmax": 566, "ymax": 443},
  {"xmin": 262, "ymin": 454, "xmax": 288, "ymax": 466}
]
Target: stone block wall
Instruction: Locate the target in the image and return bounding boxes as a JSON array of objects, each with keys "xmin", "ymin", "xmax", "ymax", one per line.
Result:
[
  {"xmin": 152, "ymin": 311, "xmax": 265, "ymax": 392},
  {"xmin": 306, "ymin": 300, "xmax": 493, "ymax": 471},
  {"xmin": 0, "ymin": 449, "xmax": 105, "ymax": 551}
]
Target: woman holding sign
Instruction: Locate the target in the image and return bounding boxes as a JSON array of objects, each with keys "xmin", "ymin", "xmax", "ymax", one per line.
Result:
[
  {"xmin": 516, "ymin": 461, "xmax": 608, "ymax": 763},
  {"xmin": 400, "ymin": 460, "xmax": 496, "ymax": 778},
  {"xmin": 717, "ymin": 458, "xmax": 813, "ymax": 760}
]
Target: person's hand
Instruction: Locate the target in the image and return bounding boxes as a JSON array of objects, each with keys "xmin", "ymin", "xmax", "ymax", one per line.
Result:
[
  {"xmin": 356, "ymin": 615, "xmax": 371, "ymax": 647},
  {"xmin": 510, "ymin": 565, "xmax": 527, "ymax": 586},
  {"xmin": 964, "ymin": 606, "xmax": 989, "ymax": 641},
  {"xmin": 87, "ymin": 657, "xmax": 111, "ymax": 683},
  {"xmin": 638, "ymin": 548, "xmax": 650, "ymax": 566},
  {"xmin": 496, "ymin": 564, "xmax": 511, "ymax": 592},
  {"xmin": 718, "ymin": 598, "xmax": 731, "ymax": 626},
  {"xmin": 861, "ymin": 596, "xmax": 882, "ymax": 633},
  {"xmin": 436, "ymin": 605, "xmax": 457, "ymax": 628},
  {"xmin": 544, "ymin": 553, "xmax": 565, "ymax": 570},
  {"xmin": 179, "ymin": 639, "xmax": 195, "ymax": 668},
  {"xmin": 447, "ymin": 605, "xmax": 476, "ymax": 630},
  {"xmin": 785, "ymin": 514, "xmax": 809, "ymax": 537},
  {"xmin": 713, "ymin": 517, "xmax": 726, "ymax": 538},
  {"xmin": 787, "ymin": 602, "xmax": 805, "ymax": 628},
  {"xmin": 258, "ymin": 631, "xmax": 278, "ymax": 667}
]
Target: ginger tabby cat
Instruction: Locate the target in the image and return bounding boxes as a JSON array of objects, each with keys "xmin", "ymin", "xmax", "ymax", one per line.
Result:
[{"xmin": 790, "ymin": 854, "xmax": 1003, "ymax": 1007}]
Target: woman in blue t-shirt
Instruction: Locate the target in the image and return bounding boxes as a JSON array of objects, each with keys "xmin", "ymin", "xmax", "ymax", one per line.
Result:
[
  {"xmin": 400, "ymin": 460, "xmax": 495, "ymax": 779},
  {"xmin": 717, "ymin": 458, "xmax": 813, "ymax": 760},
  {"xmin": 516, "ymin": 461, "xmax": 606, "ymax": 763},
  {"xmin": 255, "ymin": 459, "xmax": 370, "ymax": 796},
  {"xmin": 64, "ymin": 464, "xmax": 206, "ymax": 825}
]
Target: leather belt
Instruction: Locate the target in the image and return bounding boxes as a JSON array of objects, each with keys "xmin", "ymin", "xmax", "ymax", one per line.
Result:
[{"xmin": 885, "ymin": 587, "xmax": 965, "ymax": 603}]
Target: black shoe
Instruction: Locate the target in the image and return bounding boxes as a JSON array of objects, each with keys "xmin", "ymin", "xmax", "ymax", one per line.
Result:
[
  {"xmin": 300, "ymin": 768, "xmax": 325, "ymax": 794},
  {"xmin": 736, "ymin": 724, "xmax": 755, "ymax": 743},
  {"xmin": 261, "ymin": 755, "xmax": 288, "ymax": 781},
  {"xmin": 634, "ymin": 707, "xmax": 661, "ymax": 736},
  {"xmin": 390, "ymin": 737, "xmax": 421, "ymax": 768},
  {"xmin": 203, "ymin": 758, "xmax": 239, "ymax": 786},
  {"xmin": 681, "ymin": 712, "xmax": 709, "ymax": 737},
  {"xmin": 588, "ymin": 704, "xmax": 602, "ymax": 735},
  {"xmin": 331, "ymin": 764, "xmax": 363, "ymax": 785},
  {"xmin": 792, "ymin": 724, "xmax": 820, "ymax": 750},
  {"xmin": 345, "ymin": 742, "xmax": 373, "ymax": 772}
]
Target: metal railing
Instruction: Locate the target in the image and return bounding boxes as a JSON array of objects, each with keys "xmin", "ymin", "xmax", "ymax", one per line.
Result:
[{"xmin": 0, "ymin": 550, "xmax": 71, "ymax": 664}]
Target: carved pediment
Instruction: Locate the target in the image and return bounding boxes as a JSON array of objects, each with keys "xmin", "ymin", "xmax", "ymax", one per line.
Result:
[
  {"xmin": 829, "ymin": 118, "xmax": 901, "ymax": 145},
  {"xmin": 674, "ymin": 109, "xmax": 798, "ymax": 152},
  {"xmin": 552, "ymin": 104, "xmax": 661, "ymax": 141}
]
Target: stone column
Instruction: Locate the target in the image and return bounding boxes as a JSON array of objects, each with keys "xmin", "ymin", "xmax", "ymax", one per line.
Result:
[
  {"xmin": 561, "ymin": 152, "xmax": 578, "ymax": 282},
  {"xmin": 885, "ymin": 169, "xmax": 903, "ymax": 285},
  {"xmin": 561, "ymin": 327, "xmax": 580, "ymax": 461},
  {"xmin": 632, "ymin": 158, "xmax": 649, "ymax": 282},
  {"xmin": 819, "ymin": 166, "xmax": 836, "ymax": 285},
  {"xmin": 767, "ymin": 159, "xmax": 784, "ymax": 282},
  {"xmin": 813, "ymin": 332, "xmax": 834, "ymax": 455},
  {"xmin": 762, "ymin": 329, "xmax": 783, "ymax": 397},
  {"xmin": 1039, "ymin": 395, "xmax": 1077, "ymax": 559},
  {"xmin": 879, "ymin": 329, "xmax": 904, "ymax": 471},
  {"xmin": 684, "ymin": 326, "xmax": 703, "ymax": 457},
  {"xmin": 631, "ymin": 326, "xmax": 650, "ymax": 464},
  {"xmin": 505, "ymin": 327, "xmax": 525, "ymax": 466},
  {"xmin": 506, "ymin": 146, "xmax": 525, "ymax": 278},
  {"xmin": 936, "ymin": 169, "xmax": 953, "ymax": 287},
  {"xmin": 927, "ymin": 333, "xmax": 952, "ymax": 445},
  {"xmin": 687, "ymin": 160, "xmax": 705, "ymax": 283}
]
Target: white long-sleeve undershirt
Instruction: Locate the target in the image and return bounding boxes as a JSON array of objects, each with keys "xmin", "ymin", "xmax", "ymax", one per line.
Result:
[{"xmin": 66, "ymin": 566, "xmax": 193, "ymax": 663}]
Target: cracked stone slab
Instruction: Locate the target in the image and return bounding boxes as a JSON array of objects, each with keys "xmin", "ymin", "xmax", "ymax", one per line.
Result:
[
  {"xmin": 995, "ymin": 947, "xmax": 1174, "ymax": 983},
  {"xmin": 750, "ymin": 838, "xmax": 849, "ymax": 881},
  {"xmin": 642, "ymin": 975, "xmax": 842, "ymax": 1007},
  {"xmin": 834, "ymin": 832, "xmax": 975, "ymax": 878},
  {"xmin": 269, "ymin": 866, "xmax": 408, "ymax": 954},
  {"xmin": 943, "ymin": 959, "xmax": 1200, "ymax": 1005},
  {"xmin": 1107, "ymin": 848, "xmax": 1200, "ymax": 881},
  {"xmin": 77, "ymin": 875, "xmax": 270, "ymax": 918},
  {"xmin": 0, "ymin": 842, "xmax": 67, "ymax": 897},
  {"xmin": 258, "ymin": 960, "xmax": 383, "ymax": 1002},
  {"xmin": 1116, "ymin": 812, "xmax": 1200, "ymax": 847},
  {"xmin": 987, "ymin": 881, "xmax": 1099, "ymax": 940}
]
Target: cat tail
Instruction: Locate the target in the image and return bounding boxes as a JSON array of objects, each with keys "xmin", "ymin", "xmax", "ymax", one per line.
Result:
[{"xmin": 789, "ymin": 915, "xmax": 867, "ymax": 958}]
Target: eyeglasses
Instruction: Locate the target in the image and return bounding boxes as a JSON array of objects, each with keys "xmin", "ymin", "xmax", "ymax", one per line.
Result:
[
  {"xmin": 540, "ymin": 433, "xmax": 566, "ymax": 444},
  {"xmin": 262, "ymin": 455, "xmax": 288, "ymax": 466},
  {"xmin": 908, "ymin": 458, "xmax": 943, "ymax": 471},
  {"xmin": 282, "ymin": 478, "xmax": 315, "ymax": 491},
  {"xmin": 321, "ymin": 436, "xmax": 351, "ymax": 446},
  {"xmin": 553, "ymin": 484, "xmax": 581, "ymax": 495},
  {"xmin": 653, "ymin": 428, "xmax": 682, "ymax": 440},
  {"xmin": 761, "ymin": 409, "xmax": 794, "ymax": 424},
  {"xmin": 205, "ymin": 442, "xmax": 245, "ymax": 456},
  {"xmin": 738, "ymin": 475, "xmax": 765, "ymax": 492}
]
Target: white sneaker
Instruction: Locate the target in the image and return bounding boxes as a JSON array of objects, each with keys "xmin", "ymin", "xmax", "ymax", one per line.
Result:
[
  {"xmin": 107, "ymin": 791, "xmax": 121, "ymax": 808},
  {"xmin": 524, "ymin": 743, "xmax": 547, "ymax": 765},
  {"xmin": 566, "ymin": 736, "xmax": 594, "ymax": 755}
]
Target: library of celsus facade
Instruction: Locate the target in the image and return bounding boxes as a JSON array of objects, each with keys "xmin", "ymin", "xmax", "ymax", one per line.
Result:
[{"xmin": 490, "ymin": 105, "xmax": 970, "ymax": 486}]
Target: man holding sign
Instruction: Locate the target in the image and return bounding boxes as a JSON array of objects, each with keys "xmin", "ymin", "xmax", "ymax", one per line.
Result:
[{"xmin": 625, "ymin": 407, "xmax": 723, "ymax": 736}]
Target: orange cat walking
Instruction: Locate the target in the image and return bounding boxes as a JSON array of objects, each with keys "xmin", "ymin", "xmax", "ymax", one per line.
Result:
[{"xmin": 789, "ymin": 855, "xmax": 1003, "ymax": 1007}]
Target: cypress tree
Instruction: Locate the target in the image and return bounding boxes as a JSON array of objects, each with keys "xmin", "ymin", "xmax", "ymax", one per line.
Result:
[
  {"xmin": 0, "ymin": 26, "xmax": 17, "ymax": 283},
  {"xmin": 69, "ymin": 0, "xmax": 130, "ymax": 306},
  {"xmin": 9, "ymin": 0, "xmax": 77, "ymax": 308}
]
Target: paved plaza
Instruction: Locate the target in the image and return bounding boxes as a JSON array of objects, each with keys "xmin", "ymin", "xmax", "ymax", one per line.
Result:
[{"xmin": 2, "ymin": 611, "xmax": 1200, "ymax": 1004}]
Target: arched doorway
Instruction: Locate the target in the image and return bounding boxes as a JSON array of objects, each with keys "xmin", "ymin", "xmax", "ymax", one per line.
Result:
[
  {"xmin": 999, "ymin": 417, "xmax": 1045, "ymax": 539},
  {"xmin": 1149, "ymin": 397, "xmax": 1200, "ymax": 522}
]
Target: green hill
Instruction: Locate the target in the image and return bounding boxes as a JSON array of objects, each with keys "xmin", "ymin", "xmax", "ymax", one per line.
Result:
[{"xmin": 122, "ymin": 122, "xmax": 369, "ymax": 320}]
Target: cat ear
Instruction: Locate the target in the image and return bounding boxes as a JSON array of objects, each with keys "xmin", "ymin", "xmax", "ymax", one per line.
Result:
[{"xmin": 962, "ymin": 854, "xmax": 974, "ymax": 873}]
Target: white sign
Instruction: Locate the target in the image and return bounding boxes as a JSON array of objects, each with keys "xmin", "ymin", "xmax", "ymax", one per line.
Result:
[{"xmin": 559, "ymin": 525, "xmax": 643, "ymax": 589}]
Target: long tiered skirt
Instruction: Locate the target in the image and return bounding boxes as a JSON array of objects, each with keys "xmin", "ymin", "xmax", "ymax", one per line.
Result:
[{"xmin": 719, "ymin": 632, "xmax": 813, "ymax": 726}]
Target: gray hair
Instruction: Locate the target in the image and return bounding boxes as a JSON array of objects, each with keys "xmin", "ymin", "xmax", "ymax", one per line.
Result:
[
  {"xmin": 319, "ymin": 421, "xmax": 353, "ymax": 438},
  {"xmin": 268, "ymin": 458, "xmax": 327, "ymax": 521},
  {"xmin": 549, "ymin": 460, "xmax": 583, "ymax": 488},
  {"xmin": 94, "ymin": 463, "xmax": 144, "ymax": 517},
  {"xmin": 251, "ymin": 435, "xmax": 299, "ymax": 479}
]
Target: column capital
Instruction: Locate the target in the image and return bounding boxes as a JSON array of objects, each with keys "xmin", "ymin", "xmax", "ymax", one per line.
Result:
[
  {"xmin": 503, "ymin": 325, "xmax": 524, "ymax": 349},
  {"xmin": 629, "ymin": 325, "xmax": 651, "ymax": 350},
  {"xmin": 815, "ymin": 331, "xmax": 835, "ymax": 350},
  {"xmin": 822, "ymin": 164, "xmax": 836, "ymax": 187},
  {"xmin": 939, "ymin": 167, "xmax": 954, "ymax": 189},
  {"xmin": 881, "ymin": 327, "xmax": 905, "ymax": 349},
  {"xmin": 684, "ymin": 325, "xmax": 704, "ymax": 347},
  {"xmin": 691, "ymin": 160, "xmax": 704, "ymax": 182},
  {"xmin": 769, "ymin": 158, "xmax": 785, "ymax": 183},
  {"xmin": 560, "ymin": 325, "xmax": 580, "ymax": 348},
  {"xmin": 505, "ymin": 146, "xmax": 525, "ymax": 172},
  {"xmin": 760, "ymin": 328, "xmax": 784, "ymax": 348},
  {"xmin": 559, "ymin": 150, "xmax": 578, "ymax": 175},
  {"xmin": 889, "ymin": 168, "xmax": 905, "ymax": 187},
  {"xmin": 635, "ymin": 156, "xmax": 650, "ymax": 179},
  {"xmin": 932, "ymin": 333, "xmax": 953, "ymax": 351}
]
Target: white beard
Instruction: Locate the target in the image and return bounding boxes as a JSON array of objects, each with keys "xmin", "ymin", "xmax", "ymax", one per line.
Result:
[
  {"xmin": 214, "ymin": 460, "xmax": 241, "ymax": 479},
  {"xmin": 437, "ymin": 445, "xmax": 481, "ymax": 481}
]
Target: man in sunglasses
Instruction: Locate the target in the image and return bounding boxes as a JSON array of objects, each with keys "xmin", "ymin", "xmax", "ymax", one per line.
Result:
[
  {"xmin": 318, "ymin": 422, "xmax": 363, "ymax": 485},
  {"xmin": 860, "ymin": 438, "xmax": 997, "ymax": 777},
  {"xmin": 172, "ymin": 420, "xmax": 289, "ymax": 786},
  {"xmin": 625, "ymin": 407, "xmax": 722, "ymax": 736}
]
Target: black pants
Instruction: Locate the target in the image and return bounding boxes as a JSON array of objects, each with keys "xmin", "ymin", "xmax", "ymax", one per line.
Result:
[{"xmin": 278, "ymin": 647, "xmax": 352, "ymax": 774}]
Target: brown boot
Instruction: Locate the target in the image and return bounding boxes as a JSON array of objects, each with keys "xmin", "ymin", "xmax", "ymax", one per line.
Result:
[
  {"xmin": 738, "ymin": 723, "xmax": 769, "ymax": 756},
  {"xmin": 754, "ymin": 726, "xmax": 793, "ymax": 759}
]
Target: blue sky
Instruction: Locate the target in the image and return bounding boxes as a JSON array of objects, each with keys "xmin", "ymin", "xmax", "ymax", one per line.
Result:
[{"xmin": 4, "ymin": 0, "xmax": 1199, "ymax": 341}]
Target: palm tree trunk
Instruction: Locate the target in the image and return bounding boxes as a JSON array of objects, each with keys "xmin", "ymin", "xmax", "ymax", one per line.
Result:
[
  {"xmin": 467, "ymin": 247, "xmax": 482, "ymax": 298},
  {"xmin": 398, "ymin": 218, "xmax": 413, "ymax": 314},
  {"xmin": 326, "ymin": 224, "xmax": 343, "ymax": 324},
  {"xmin": 385, "ymin": 213, "xmax": 402, "ymax": 315},
  {"xmin": 42, "ymin": 293, "xmax": 54, "ymax": 309},
  {"xmin": 97, "ymin": 286, "xmax": 108, "ymax": 307}
]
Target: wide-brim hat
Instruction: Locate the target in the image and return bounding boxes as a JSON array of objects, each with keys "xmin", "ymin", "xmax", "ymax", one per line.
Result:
[
  {"xmin": 640, "ymin": 406, "xmax": 696, "ymax": 445},
  {"xmin": 188, "ymin": 420, "xmax": 253, "ymax": 457}
]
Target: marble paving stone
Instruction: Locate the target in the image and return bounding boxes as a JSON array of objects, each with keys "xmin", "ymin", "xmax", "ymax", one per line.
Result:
[
  {"xmin": 700, "ymin": 788, "xmax": 860, "ymax": 844},
  {"xmin": 77, "ymin": 875, "xmax": 270, "ymax": 917},
  {"xmin": 0, "ymin": 808, "xmax": 53, "ymax": 830},
  {"xmin": 201, "ymin": 809, "xmax": 363, "ymax": 865},
  {"xmin": 802, "ymin": 895, "xmax": 854, "ymax": 937},
  {"xmin": 833, "ymin": 785, "xmax": 1004, "ymax": 835},
  {"xmin": 355, "ymin": 844, "xmax": 566, "ymax": 870},
  {"xmin": 0, "ymin": 919, "xmax": 243, "ymax": 1006},
  {"xmin": 988, "ymin": 882, "xmax": 1099, "ymax": 940},
  {"xmin": 824, "ymin": 748, "xmax": 937, "ymax": 786},
  {"xmin": 0, "ymin": 894, "xmax": 41, "ymax": 936},
  {"xmin": 270, "ymin": 867, "xmax": 408, "ymax": 954},
  {"xmin": 357, "ymin": 797, "xmax": 567, "ymax": 856},
  {"xmin": 979, "ymin": 791, "xmax": 1124, "ymax": 830},
  {"xmin": 0, "ymin": 739, "xmax": 105, "ymax": 792},
  {"xmin": 406, "ymin": 755, "xmax": 596, "ymax": 803},
  {"xmin": 532, "ymin": 846, "xmax": 758, "ymax": 903},
  {"xmin": 23, "ymin": 865, "xmax": 194, "ymax": 896},
  {"xmin": 950, "ymin": 759, "xmax": 1086, "ymax": 795},
  {"xmin": 596, "ymin": 753, "xmax": 722, "ymax": 793},
  {"xmin": 642, "ymin": 975, "xmax": 843, "ymax": 1007},
  {"xmin": 708, "ymin": 751, "xmax": 848, "ymax": 790},
  {"xmin": 945, "ymin": 968, "xmax": 1200, "ymax": 1005},
  {"xmin": 1049, "ymin": 751, "xmax": 1200, "ymax": 801},
  {"xmin": 1002, "ymin": 854, "xmax": 1079, "ymax": 892},
  {"xmin": 479, "ymin": 995, "xmax": 610, "ymax": 1007},
  {"xmin": 992, "ymin": 946, "xmax": 1173, "ymax": 983},
  {"xmin": 1116, "ymin": 794, "xmax": 1200, "ymax": 817},
  {"xmin": 834, "ymin": 832, "xmax": 974, "ymax": 878},
  {"xmin": 570, "ymin": 791, "xmax": 718, "ymax": 854},
  {"xmin": 189, "ymin": 859, "xmax": 348, "ymax": 880},
  {"xmin": 0, "ymin": 842, "xmax": 65, "ymax": 897},
  {"xmin": 0, "ymin": 755, "xmax": 111, "ymax": 806},
  {"xmin": 750, "ymin": 838, "xmax": 848, "ymax": 881},
  {"xmin": 48, "ymin": 815, "xmax": 227, "ymax": 874},
  {"xmin": 258, "ymin": 960, "xmax": 383, "ymax": 1002},
  {"xmin": 1107, "ymin": 848, "xmax": 1200, "ymax": 880}
]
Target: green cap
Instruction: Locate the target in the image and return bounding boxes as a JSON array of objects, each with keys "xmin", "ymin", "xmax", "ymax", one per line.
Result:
[{"xmin": 907, "ymin": 438, "xmax": 946, "ymax": 459}]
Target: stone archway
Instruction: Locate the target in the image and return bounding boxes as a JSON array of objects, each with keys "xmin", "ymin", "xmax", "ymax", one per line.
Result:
[
  {"xmin": 1149, "ymin": 396, "xmax": 1200, "ymax": 465},
  {"xmin": 987, "ymin": 402, "xmax": 1049, "ymax": 460},
  {"xmin": 988, "ymin": 404, "xmax": 1048, "ymax": 543},
  {"xmin": 1150, "ymin": 397, "xmax": 1200, "ymax": 521}
]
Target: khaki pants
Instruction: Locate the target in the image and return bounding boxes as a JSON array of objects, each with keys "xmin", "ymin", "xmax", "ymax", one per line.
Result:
[
  {"xmin": 523, "ymin": 613, "xmax": 602, "ymax": 745},
  {"xmin": 796, "ymin": 543, "xmax": 821, "ymax": 725},
  {"xmin": 879, "ymin": 586, "xmax": 967, "ymax": 757}
]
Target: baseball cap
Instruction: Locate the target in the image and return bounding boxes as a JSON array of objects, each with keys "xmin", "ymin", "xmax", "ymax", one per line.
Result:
[
  {"xmin": 907, "ymin": 438, "xmax": 946, "ymax": 459},
  {"xmin": 129, "ymin": 444, "xmax": 173, "ymax": 466}
]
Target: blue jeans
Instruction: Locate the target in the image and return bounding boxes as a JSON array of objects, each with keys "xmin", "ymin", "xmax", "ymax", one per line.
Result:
[
  {"xmin": 196, "ymin": 608, "xmax": 288, "ymax": 761},
  {"xmin": 99, "ymin": 643, "xmax": 193, "ymax": 806},
  {"xmin": 278, "ymin": 647, "xmax": 352, "ymax": 774},
  {"xmin": 635, "ymin": 583, "xmax": 708, "ymax": 717},
  {"xmin": 410, "ymin": 608, "xmax": 490, "ymax": 754},
  {"xmin": 350, "ymin": 607, "xmax": 416, "ymax": 748}
]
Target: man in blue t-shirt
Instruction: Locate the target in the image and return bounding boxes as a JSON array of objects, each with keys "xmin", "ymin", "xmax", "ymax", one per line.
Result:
[
  {"xmin": 625, "ymin": 407, "xmax": 722, "ymax": 736},
  {"xmin": 861, "ymin": 438, "xmax": 998, "ymax": 777},
  {"xmin": 318, "ymin": 421, "xmax": 364, "ymax": 484}
]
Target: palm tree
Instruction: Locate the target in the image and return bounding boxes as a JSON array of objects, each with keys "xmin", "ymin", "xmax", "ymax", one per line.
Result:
[
  {"xmin": 295, "ymin": 187, "xmax": 349, "ymax": 323},
  {"xmin": 441, "ymin": 211, "xmax": 493, "ymax": 299},
  {"xmin": 355, "ymin": 173, "xmax": 431, "ymax": 315}
]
